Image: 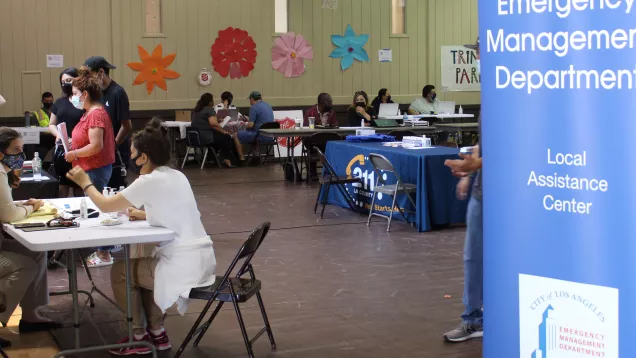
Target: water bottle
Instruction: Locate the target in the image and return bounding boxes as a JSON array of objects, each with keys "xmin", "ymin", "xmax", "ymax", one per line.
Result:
[
  {"xmin": 32, "ymin": 153, "xmax": 42, "ymax": 181},
  {"xmin": 459, "ymin": 105, "xmax": 463, "ymax": 114},
  {"xmin": 360, "ymin": 118, "xmax": 365, "ymax": 128},
  {"xmin": 24, "ymin": 112, "xmax": 31, "ymax": 127},
  {"xmin": 79, "ymin": 198, "xmax": 88, "ymax": 219},
  {"xmin": 403, "ymin": 111, "xmax": 408, "ymax": 122}
]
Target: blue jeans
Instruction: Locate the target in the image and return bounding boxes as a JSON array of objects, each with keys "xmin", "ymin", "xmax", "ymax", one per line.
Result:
[
  {"xmin": 87, "ymin": 164, "xmax": 113, "ymax": 252},
  {"xmin": 86, "ymin": 164, "xmax": 112, "ymax": 192},
  {"xmin": 237, "ymin": 130, "xmax": 257, "ymax": 144},
  {"xmin": 461, "ymin": 196, "xmax": 483, "ymax": 324}
]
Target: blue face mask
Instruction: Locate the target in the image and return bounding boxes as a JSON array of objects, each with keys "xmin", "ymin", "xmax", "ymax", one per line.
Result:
[
  {"xmin": 2, "ymin": 152, "xmax": 26, "ymax": 170},
  {"xmin": 70, "ymin": 94, "xmax": 84, "ymax": 110},
  {"xmin": 476, "ymin": 59, "xmax": 481, "ymax": 73}
]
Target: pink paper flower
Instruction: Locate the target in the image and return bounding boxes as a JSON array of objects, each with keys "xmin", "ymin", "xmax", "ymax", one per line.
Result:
[{"xmin": 271, "ymin": 32, "xmax": 313, "ymax": 78}]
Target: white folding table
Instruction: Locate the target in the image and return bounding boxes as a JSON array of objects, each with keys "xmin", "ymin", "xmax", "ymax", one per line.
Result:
[{"xmin": 2, "ymin": 198, "xmax": 174, "ymax": 358}]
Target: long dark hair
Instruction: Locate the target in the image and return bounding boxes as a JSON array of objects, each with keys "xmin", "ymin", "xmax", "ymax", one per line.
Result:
[
  {"xmin": 131, "ymin": 117, "xmax": 172, "ymax": 167},
  {"xmin": 59, "ymin": 67, "xmax": 79, "ymax": 98},
  {"xmin": 371, "ymin": 88, "xmax": 388, "ymax": 105},
  {"xmin": 194, "ymin": 93, "xmax": 214, "ymax": 113}
]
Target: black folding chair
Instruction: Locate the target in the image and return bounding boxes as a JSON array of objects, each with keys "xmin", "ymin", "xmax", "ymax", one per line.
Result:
[
  {"xmin": 388, "ymin": 130, "xmax": 416, "ymax": 141},
  {"xmin": 246, "ymin": 122, "xmax": 281, "ymax": 166},
  {"xmin": 180, "ymin": 127, "xmax": 222, "ymax": 170},
  {"xmin": 367, "ymin": 153, "xmax": 417, "ymax": 232},
  {"xmin": 301, "ymin": 132, "xmax": 342, "ymax": 183},
  {"xmin": 313, "ymin": 148, "xmax": 361, "ymax": 218},
  {"xmin": 174, "ymin": 222, "xmax": 276, "ymax": 358}
]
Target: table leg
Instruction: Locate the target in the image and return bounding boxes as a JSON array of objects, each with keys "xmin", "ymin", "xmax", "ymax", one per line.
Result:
[
  {"xmin": 124, "ymin": 245, "xmax": 134, "ymax": 343},
  {"xmin": 70, "ymin": 249, "xmax": 80, "ymax": 349}
]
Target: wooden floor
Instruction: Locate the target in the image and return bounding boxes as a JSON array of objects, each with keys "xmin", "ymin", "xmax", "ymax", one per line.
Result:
[{"xmin": 6, "ymin": 163, "xmax": 481, "ymax": 357}]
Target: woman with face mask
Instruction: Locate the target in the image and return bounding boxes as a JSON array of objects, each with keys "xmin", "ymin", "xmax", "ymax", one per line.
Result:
[
  {"xmin": 66, "ymin": 118, "xmax": 217, "ymax": 355},
  {"xmin": 0, "ymin": 128, "xmax": 62, "ymax": 340},
  {"xmin": 64, "ymin": 66, "xmax": 115, "ymax": 192},
  {"xmin": 48, "ymin": 67, "xmax": 84, "ymax": 198},
  {"xmin": 346, "ymin": 91, "xmax": 376, "ymax": 127},
  {"xmin": 371, "ymin": 88, "xmax": 394, "ymax": 115}
]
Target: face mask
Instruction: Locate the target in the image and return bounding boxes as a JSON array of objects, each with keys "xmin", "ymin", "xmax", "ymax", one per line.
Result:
[
  {"xmin": 356, "ymin": 101, "xmax": 366, "ymax": 108},
  {"xmin": 475, "ymin": 59, "xmax": 481, "ymax": 73},
  {"xmin": 2, "ymin": 152, "xmax": 26, "ymax": 170},
  {"xmin": 70, "ymin": 94, "xmax": 84, "ymax": 110},
  {"xmin": 323, "ymin": 105, "xmax": 333, "ymax": 112},
  {"xmin": 386, "ymin": 95, "xmax": 392, "ymax": 102},
  {"xmin": 43, "ymin": 102, "xmax": 53, "ymax": 110},
  {"xmin": 130, "ymin": 154, "xmax": 143, "ymax": 174},
  {"xmin": 62, "ymin": 83, "xmax": 73, "ymax": 97},
  {"xmin": 431, "ymin": 93, "xmax": 437, "ymax": 101}
]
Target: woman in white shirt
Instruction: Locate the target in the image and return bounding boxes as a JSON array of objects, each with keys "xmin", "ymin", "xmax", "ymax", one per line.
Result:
[{"xmin": 66, "ymin": 118, "xmax": 216, "ymax": 355}]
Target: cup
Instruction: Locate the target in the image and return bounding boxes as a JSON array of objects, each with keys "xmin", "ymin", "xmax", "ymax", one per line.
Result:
[{"xmin": 308, "ymin": 117, "xmax": 315, "ymax": 129}]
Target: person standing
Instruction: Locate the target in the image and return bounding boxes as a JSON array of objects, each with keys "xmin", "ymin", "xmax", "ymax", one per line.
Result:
[
  {"xmin": 442, "ymin": 37, "xmax": 484, "ymax": 343},
  {"xmin": 84, "ymin": 56, "xmax": 132, "ymax": 189},
  {"xmin": 49, "ymin": 67, "xmax": 84, "ymax": 198},
  {"xmin": 31, "ymin": 92, "xmax": 57, "ymax": 160}
]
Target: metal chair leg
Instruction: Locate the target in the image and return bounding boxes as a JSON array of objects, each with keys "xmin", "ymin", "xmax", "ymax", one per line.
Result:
[
  {"xmin": 211, "ymin": 148, "xmax": 222, "ymax": 169},
  {"xmin": 231, "ymin": 299, "xmax": 255, "ymax": 358},
  {"xmin": 314, "ymin": 184, "xmax": 324, "ymax": 213},
  {"xmin": 193, "ymin": 301, "xmax": 225, "ymax": 347},
  {"xmin": 0, "ymin": 347, "xmax": 8, "ymax": 358},
  {"xmin": 181, "ymin": 146, "xmax": 190, "ymax": 169},
  {"xmin": 387, "ymin": 190, "xmax": 399, "ymax": 232},
  {"xmin": 173, "ymin": 293, "xmax": 219, "ymax": 358},
  {"xmin": 256, "ymin": 292, "xmax": 277, "ymax": 350},
  {"xmin": 201, "ymin": 148, "xmax": 209, "ymax": 170},
  {"xmin": 320, "ymin": 183, "xmax": 331, "ymax": 219},
  {"xmin": 367, "ymin": 189, "xmax": 377, "ymax": 226}
]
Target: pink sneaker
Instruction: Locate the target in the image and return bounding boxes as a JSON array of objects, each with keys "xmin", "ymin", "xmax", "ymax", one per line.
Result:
[
  {"xmin": 148, "ymin": 329, "xmax": 172, "ymax": 351},
  {"xmin": 108, "ymin": 334, "xmax": 153, "ymax": 356}
]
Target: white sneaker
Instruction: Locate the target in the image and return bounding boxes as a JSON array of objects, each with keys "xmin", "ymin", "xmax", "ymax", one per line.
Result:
[{"xmin": 84, "ymin": 252, "xmax": 114, "ymax": 268}]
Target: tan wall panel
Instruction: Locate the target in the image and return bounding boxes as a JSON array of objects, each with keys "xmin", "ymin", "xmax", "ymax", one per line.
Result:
[{"xmin": 0, "ymin": 0, "xmax": 479, "ymax": 118}]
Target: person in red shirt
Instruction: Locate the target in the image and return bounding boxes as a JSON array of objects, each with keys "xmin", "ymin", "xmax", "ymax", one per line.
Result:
[
  {"xmin": 303, "ymin": 93, "xmax": 337, "ymax": 127},
  {"xmin": 64, "ymin": 66, "xmax": 115, "ymax": 192}
]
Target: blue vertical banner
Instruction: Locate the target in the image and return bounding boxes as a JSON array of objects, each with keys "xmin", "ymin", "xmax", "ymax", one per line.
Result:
[{"xmin": 480, "ymin": 1, "xmax": 636, "ymax": 357}]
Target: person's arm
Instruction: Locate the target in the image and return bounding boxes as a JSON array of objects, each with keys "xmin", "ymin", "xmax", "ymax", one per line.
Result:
[
  {"xmin": 72, "ymin": 127, "xmax": 104, "ymax": 158},
  {"xmin": 329, "ymin": 111, "xmax": 338, "ymax": 126},
  {"xmin": 115, "ymin": 91, "xmax": 132, "ymax": 146},
  {"xmin": 0, "ymin": 172, "xmax": 33, "ymax": 222},
  {"xmin": 408, "ymin": 106, "xmax": 420, "ymax": 115},
  {"xmin": 207, "ymin": 116, "xmax": 231, "ymax": 135},
  {"xmin": 48, "ymin": 113, "xmax": 60, "ymax": 138}
]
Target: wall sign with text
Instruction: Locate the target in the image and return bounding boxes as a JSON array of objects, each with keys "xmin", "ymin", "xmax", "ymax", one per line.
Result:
[{"xmin": 440, "ymin": 46, "xmax": 480, "ymax": 92}]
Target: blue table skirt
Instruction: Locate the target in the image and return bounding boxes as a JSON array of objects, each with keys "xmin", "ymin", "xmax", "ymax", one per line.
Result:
[{"xmin": 323, "ymin": 141, "xmax": 468, "ymax": 232}]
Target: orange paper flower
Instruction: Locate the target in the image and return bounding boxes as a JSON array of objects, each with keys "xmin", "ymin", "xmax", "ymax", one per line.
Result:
[{"xmin": 127, "ymin": 44, "xmax": 180, "ymax": 94}]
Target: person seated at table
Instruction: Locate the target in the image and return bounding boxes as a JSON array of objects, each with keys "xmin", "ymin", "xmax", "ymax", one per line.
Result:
[
  {"xmin": 66, "ymin": 118, "xmax": 217, "ymax": 355},
  {"xmin": 409, "ymin": 85, "xmax": 439, "ymax": 115},
  {"xmin": 191, "ymin": 93, "xmax": 237, "ymax": 167},
  {"xmin": 304, "ymin": 93, "xmax": 337, "ymax": 127},
  {"xmin": 49, "ymin": 67, "xmax": 84, "ymax": 198},
  {"xmin": 0, "ymin": 127, "xmax": 62, "ymax": 337},
  {"xmin": 214, "ymin": 91, "xmax": 248, "ymax": 159},
  {"xmin": 370, "ymin": 88, "xmax": 394, "ymax": 115},
  {"xmin": 237, "ymin": 91, "xmax": 274, "ymax": 145},
  {"xmin": 346, "ymin": 91, "xmax": 376, "ymax": 127}
]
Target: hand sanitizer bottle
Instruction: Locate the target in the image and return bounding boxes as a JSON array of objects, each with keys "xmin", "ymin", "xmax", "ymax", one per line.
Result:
[
  {"xmin": 458, "ymin": 105, "xmax": 463, "ymax": 114},
  {"xmin": 360, "ymin": 118, "xmax": 365, "ymax": 128},
  {"xmin": 80, "ymin": 198, "xmax": 88, "ymax": 219}
]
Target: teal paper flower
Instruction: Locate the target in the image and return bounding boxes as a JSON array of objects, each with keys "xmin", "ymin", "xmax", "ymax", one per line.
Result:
[{"xmin": 329, "ymin": 25, "xmax": 369, "ymax": 71}]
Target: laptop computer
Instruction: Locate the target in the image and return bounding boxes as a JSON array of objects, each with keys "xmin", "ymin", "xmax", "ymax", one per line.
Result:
[
  {"xmin": 371, "ymin": 118, "xmax": 399, "ymax": 128},
  {"xmin": 437, "ymin": 101, "xmax": 456, "ymax": 114},
  {"xmin": 378, "ymin": 103, "xmax": 400, "ymax": 117}
]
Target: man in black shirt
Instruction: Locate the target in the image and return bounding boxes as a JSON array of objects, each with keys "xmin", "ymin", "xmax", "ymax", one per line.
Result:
[{"xmin": 84, "ymin": 56, "xmax": 132, "ymax": 189}]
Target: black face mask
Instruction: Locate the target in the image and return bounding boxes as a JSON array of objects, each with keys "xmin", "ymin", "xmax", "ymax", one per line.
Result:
[
  {"xmin": 431, "ymin": 93, "xmax": 437, "ymax": 101},
  {"xmin": 62, "ymin": 83, "xmax": 73, "ymax": 97},
  {"xmin": 43, "ymin": 102, "xmax": 53, "ymax": 110},
  {"xmin": 355, "ymin": 101, "xmax": 366, "ymax": 108},
  {"xmin": 130, "ymin": 155, "xmax": 143, "ymax": 175},
  {"xmin": 386, "ymin": 95, "xmax": 392, "ymax": 102},
  {"xmin": 322, "ymin": 105, "xmax": 333, "ymax": 112}
]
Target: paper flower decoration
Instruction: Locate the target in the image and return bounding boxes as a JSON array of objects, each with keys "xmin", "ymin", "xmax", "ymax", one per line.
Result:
[
  {"xmin": 211, "ymin": 27, "xmax": 257, "ymax": 79},
  {"xmin": 271, "ymin": 32, "xmax": 313, "ymax": 78},
  {"xmin": 329, "ymin": 25, "xmax": 369, "ymax": 71},
  {"xmin": 127, "ymin": 45, "xmax": 180, "ymax": 94}
]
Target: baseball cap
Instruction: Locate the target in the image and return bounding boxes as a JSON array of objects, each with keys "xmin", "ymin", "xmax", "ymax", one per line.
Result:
[
  {"xmin": 84, "ymin": 56, "xmax": 117, "ymax": 71},
  {"xmin": 464, "ymin": 37, "xmax": 479, "ymax": 50},
  {"xmin": 247, "ymin": 91, "xmax": 262, "ymax": 100}
]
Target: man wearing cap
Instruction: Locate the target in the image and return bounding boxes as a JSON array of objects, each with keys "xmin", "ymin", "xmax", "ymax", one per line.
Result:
[
  {"xmin": 83, "ymin": 56, "xmax": 132, "ymax": 268},
  {"xmin": 237, "ymin": 91, "xmax": 274, "ymax": 145},
  {"xmin": 443, "ymin": 37, "xmax": 484, "ymax": 343}
]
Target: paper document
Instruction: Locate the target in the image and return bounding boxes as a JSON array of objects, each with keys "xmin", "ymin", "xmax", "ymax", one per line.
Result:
[{"xmin": 57, "ymin": 122, "xmax": 71, "ymax": 153}]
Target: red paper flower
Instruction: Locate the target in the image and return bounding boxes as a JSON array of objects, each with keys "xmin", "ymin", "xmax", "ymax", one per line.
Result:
[{"xmin": 211, "ymin": 27, "xmax": 257, "ymax": 79}]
